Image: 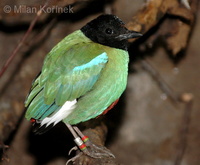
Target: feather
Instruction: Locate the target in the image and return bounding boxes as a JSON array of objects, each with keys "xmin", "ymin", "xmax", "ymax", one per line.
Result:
[{"xmin": 41, "ymin": 99, "xmax": 77, "ymax": 126}]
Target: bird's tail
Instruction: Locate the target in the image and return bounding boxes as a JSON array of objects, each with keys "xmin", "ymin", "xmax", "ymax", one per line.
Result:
[{"xmin": 30, "ymin": 119, "xmax": 54, "ymax": 135}]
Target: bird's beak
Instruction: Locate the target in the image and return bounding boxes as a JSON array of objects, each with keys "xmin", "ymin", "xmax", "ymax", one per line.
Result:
[{"xmin": 116, "ymin": 30, "xmax": 142, "ymax": 40}]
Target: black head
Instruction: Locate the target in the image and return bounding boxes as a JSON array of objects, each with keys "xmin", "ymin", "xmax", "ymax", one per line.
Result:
[{"xmin": 81, "ymin": 14, "xmax": 142, "ymax": 50}]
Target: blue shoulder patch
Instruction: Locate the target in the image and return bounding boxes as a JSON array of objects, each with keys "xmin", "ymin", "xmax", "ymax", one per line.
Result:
[{"xmin": 73, "ymin": 52, "xmax": 108, "ymax": 71}]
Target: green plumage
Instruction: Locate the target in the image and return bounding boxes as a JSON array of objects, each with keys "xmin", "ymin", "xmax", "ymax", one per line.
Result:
[{"xmin": 25, "ymin": 30, "xmax": 129, "ymax": 125}]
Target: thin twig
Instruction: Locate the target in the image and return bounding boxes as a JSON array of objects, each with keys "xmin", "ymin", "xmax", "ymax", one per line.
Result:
[
  {"xmin": 174, "ymin": 93, "xmax": 193, "ymax": 165},
  {"xmin": 141, "ymin": 58, "xmax": 193, "ymax": 165},
  {"xmin": 140, "ymin": 59, "xmax": 179, "ymax": 103},
  {"xmin": 0, "ymin": 0, "xmax": 51, "ymax": 78}
]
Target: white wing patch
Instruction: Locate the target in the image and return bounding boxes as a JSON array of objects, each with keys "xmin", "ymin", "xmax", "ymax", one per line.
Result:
[{"xmin": 41, "ymin": 99, "xmax": 77, "ymax": 127}]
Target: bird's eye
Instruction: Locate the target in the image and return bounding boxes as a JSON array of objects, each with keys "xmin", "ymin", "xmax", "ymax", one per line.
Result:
[{"xmin": 105, "ymin": 28, "xmax": 114, "ymax": 35}]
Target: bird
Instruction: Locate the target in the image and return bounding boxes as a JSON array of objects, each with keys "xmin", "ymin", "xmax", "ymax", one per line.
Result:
[{"xmin": 25, "ymin": 14, "xmax": 142, "ymax": 162}]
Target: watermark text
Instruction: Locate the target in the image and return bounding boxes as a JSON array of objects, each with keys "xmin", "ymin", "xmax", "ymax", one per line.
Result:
[{"xmin": 3, "ymin": 5, "xmax": 74, "ymax": 14}]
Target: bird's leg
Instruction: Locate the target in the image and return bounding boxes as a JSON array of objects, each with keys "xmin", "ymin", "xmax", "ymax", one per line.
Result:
[
  {"xmin": 73, "ymin": 126, "xmax": 115, "ymax": 158},
  {"xmin": 65, "ymin": 123, "xmax": 93, "ymax": 165},
  {"xmin": 65, "ymin": 124, "xmax": 90, "ymax": 156},
  {"xmin": 66, "ymin": 123, "xmax": 115, "ymax": 163}
]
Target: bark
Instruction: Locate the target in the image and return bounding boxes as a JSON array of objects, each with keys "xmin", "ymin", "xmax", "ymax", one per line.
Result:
[{"xmin": 127, "ymin": 0, "xmax": 199, "ymax": 55}]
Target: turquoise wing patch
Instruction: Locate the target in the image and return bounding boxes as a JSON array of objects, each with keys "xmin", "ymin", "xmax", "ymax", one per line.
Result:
[
  {"xmin": 25, "ymin": 52, "xmax": 108, "ymax": 120},
  {"xmin": 73, "ymin": 53, "xmax": 108, "ymax": 71},
  {"xmin": 54, "ymin": 53, "xmax": 108, "ymax": 105}
]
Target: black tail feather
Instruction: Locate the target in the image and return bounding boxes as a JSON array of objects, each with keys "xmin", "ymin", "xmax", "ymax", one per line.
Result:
[{"xmin": 32, "ymin": 121, "xmax": 55, "ymax": 135}]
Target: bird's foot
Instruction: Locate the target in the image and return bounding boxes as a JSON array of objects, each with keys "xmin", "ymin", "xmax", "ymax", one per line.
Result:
[
  {"xmin": 68, "ymin": 139, "xmax": 115, "ymax": 158},
  {"xmin": 84, "ymin": 140, "xmax": 115, "ymax": 158},
  {"xmin": 65, "ymin": 124, "xmax": 115, "ymax": 164},
  {"xmin": 67, "ymin": 139, "xmax": 115, "ymax": 164}
]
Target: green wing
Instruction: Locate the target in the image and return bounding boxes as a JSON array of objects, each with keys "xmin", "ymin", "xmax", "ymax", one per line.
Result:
[{"xmin": 25, "ymin": 31, "xmax": 108, "ymax": 120}]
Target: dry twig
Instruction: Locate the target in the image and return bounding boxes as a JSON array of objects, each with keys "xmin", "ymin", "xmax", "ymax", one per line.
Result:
[
  {"xmin": 0, "ymin": 0, "xmax": 51, "ymax": 78},
  {"xmin": 174, "ymin": 93, "xmax": 193, "ymax": 165}
]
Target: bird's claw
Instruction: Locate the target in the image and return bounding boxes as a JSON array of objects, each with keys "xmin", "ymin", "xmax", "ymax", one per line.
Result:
[
  {"xmin": 83, "ymin": 141, "xmax": 115, "ymax": 159},
  {"xmin": 66, "ymin": 152, "xmax": 83, "ymax": 165},
  {"xmin": 68, "ymin": 146, "xmax": 78, "ymax": 156},
  {"xmin": 66, "ymin": 141, "xmax": 115, "ymax": 164}
]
